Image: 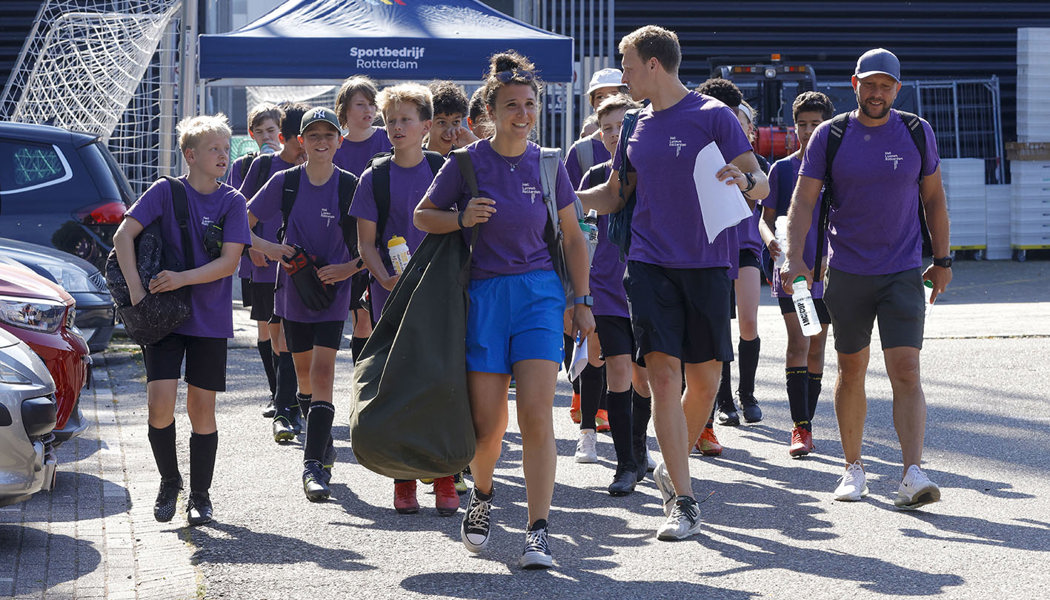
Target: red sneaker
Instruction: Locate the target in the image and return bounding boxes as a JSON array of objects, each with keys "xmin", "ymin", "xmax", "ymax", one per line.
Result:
[
  {"xmin": 394, "ymin": 480, "xmax": 419, "ymax": 514},
  {"xmin": 789, "ymin": 427, "xmax": 811, "ymax": 458},
  {"xmin": 695, "ymin": 427, "xmax": 723, "ymax": 456},
  {"xmin": 595, "ymin": 409, "xmax": 611, "ymax": 432},
  {"xmin": 433, "ymin": 476, "xmax": 460, "ymax": 516},
  {"xmin": 569, "ymin": 392, "xmax": 581, "ymax": 424}
]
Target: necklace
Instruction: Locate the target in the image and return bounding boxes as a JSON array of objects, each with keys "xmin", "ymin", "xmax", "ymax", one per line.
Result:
[{"xmin": 496, "ymin": 149, "xmax": 527, "ymax": 171}]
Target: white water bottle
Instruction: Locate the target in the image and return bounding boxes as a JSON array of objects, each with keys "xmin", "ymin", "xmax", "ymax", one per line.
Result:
[
  {"xmin": 774, "ymin": 216, "xmax": 788, "ymax": 269},
  {"xmin": 581, "ymin": 209, "xmax": 599, "ymax": 263},
  {"xmin": 923, "ymin": 279, "xmax": 934, "ymax": 318},
  {"xmin": 792, "ymin": 276, "xmax": 822, "ymax": 337},
  {"xmin": 387, "ymin": 235, "xmax": 411, "ymax": 276}
]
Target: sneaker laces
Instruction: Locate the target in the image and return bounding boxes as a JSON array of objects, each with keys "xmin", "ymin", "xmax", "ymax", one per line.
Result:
[
  {"xmin": 838, "ymin": 460, "xmax": 864, "ymax": 485},
  {"xmin": 669, "ymin": 498, "xmax": 699, "ymax": 526},
  {"xmin": 791, "ymin": 428, "xmax": 804, "ymax": 445},
  {"xmin": 464, "ymin": 493, "xmax": 491, "ymax": 532},
  {"xmin": 523, "ymin": 526, "xmax": 550, "ymax": 555}
]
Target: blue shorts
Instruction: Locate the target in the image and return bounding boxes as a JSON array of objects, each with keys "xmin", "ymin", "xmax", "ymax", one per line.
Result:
[{"xmin": 467, "ymin": 269, "xmax": 565, "ymax": 374}]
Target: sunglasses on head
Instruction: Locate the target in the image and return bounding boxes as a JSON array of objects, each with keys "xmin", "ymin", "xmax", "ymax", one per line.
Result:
[{"xmin": 495, "ymin": 69, "xmax": 536, "ymax": 83}]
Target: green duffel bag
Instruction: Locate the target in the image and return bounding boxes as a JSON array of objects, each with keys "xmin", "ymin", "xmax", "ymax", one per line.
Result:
[{"xmin": 349, "ymin": 228, "xmax": 477, "ymax": 480}]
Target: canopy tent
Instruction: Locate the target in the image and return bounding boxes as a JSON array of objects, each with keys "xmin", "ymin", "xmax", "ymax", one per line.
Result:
[{"xmin": 198, "ymin": 0, "xmax": 573, "ymax": 83}]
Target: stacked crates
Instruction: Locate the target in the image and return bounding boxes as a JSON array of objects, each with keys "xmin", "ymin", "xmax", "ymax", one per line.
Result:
[
  {"xmin": 941, "ymin": 158, "xmax": 986, "ymax": 252},
  {"xmin": 985, "ymin": 184, "xmax": 1012, "ymax": 260},
  {"xmin": 1012, "ymin": 28, "xmax": 1050, "ymax": 253}
]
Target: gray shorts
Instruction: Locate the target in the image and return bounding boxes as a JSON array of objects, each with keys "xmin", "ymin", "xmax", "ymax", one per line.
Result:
[{"xmin": 823, "ymin": 267, "xmax": 925, "ymax": 354}]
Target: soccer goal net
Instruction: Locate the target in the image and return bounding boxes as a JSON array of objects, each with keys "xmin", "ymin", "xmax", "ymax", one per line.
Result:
[{"xmin": 0, "ymin": 0, "xmax": 182, "ymax": 195}]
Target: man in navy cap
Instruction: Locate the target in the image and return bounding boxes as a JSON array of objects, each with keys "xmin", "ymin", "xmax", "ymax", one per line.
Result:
[{"xmin": 780, "ymin": 48, "xmax": 952, "ymax": 509}]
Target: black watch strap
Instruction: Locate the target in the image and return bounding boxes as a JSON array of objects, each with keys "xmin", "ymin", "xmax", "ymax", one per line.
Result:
[{"xmin": 933, "ymin": 256, "xmax": 953, "ymax": 268}]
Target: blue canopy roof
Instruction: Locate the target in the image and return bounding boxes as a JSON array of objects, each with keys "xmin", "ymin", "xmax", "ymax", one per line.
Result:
[{"xmin": 198, "ymin": 0, "xmax": 573, "ymax": 82}]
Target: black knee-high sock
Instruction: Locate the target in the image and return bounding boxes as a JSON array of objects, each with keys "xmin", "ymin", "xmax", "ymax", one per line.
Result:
[
  {"xmin": 274, "ymin": 352, "xmax": 298, "ymax": 415},
  {"xmin": 297, "ymin": 393, "xmax": 312, "ymax": 422},
  {"xmin": 738, "ymin": 337, "xmax": 761, "ymax": 396},
  {"xmin": 189, "ymin": 431, "xmax": 218, "ymax": 495},
  {"xmin": 304, "ymin": 401, "xmax": 335, "ymax": 463},
  {"xmin": 807, "ymin": 372, "xmax": 823, "ymax": 422},
  {"xmin": 579, "ymin": 364, "xmax": 603, "ymax": 430},
  {"xmin": 786, "ymin": 366, "xmax": 810, "ymax": 429},
  {"xmin": 564, "ymin": 334, "xmax": 579, "ymax": 394},
  {"xmin": 598, "ymin": 365, "xmax": 608, "ymax": 411},
  {"xmin": 148, "ymin": 422, "xmax": 180, "ymax": 483},
  {"xmin": 257, "ymin": 340, "xmax": 277, "ymax": 397},
  {"xmin": 606, "ymin": 390, "xmax": 635, "ymax": 471},
  {"xmin": 631, "ymin": 389, "xmax": 652, "ymax": 437},
  {"xmin": 716, "ymin": 360, "xmax": 733, "ymax": 406},
  {"xmin": 350, "ymin": 336, "xmax": 369, "ymax": 364}
]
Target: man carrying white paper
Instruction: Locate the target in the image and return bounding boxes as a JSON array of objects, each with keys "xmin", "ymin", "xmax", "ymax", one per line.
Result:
[{"xmin": 577, "ymin": 25, "xmax": 767, "ymax": 541}]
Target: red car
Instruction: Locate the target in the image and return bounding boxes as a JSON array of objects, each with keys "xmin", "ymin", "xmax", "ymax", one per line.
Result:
[{"xmin": 0, "ymin": 263, "xmax": 89, "ymax": 444}]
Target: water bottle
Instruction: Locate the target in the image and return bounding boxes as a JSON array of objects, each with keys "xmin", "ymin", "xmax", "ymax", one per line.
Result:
[
  {"xmin": 260, "ymin": 141, "xmax": 280, "ymax": 154},
  {"xmin": 791, "ymin": 276, "xmax": 822, "ymax": 336},
  {"xmin": 923, "ymin": 279, "xmax": 934, "ymax": 318},
  {"xmin": 774, "ymin": 216, "xmax": 788, "ymax": 269},
  {"xmin": 387, "ymin": 235, "xmax": 411, "ymax": 276},
  {"xmin": 580, "ymin": 209, "xmax": 599, "ymax": 263}
]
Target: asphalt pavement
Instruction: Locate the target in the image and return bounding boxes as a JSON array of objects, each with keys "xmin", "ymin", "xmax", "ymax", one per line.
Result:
[{"xmin": 2, "ymin": 259, "xmax": 1048, "ymax": 599}]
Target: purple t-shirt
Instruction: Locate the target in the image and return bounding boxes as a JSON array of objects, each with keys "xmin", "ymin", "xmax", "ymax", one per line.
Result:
[
  {"xmin": 798, "ymin": 111, "xmax": 940, "ymax": 276},
  {"xmin": 247, "ymin": 168, "xmax": 353, "ymax": 322},
  {"xmin": 760, "ymin": 155, "xmax": 825, "ymax": 299},
  {"xmin": 240, "ymin": 155, "xmax": 296, "ymax": 284},
  {"xmin": 349, "ymin": 158, "xmax": 438, "ymax": 315},
  {"xmin": 566, "ymin": 136, "xmax": 611, "ymax": 191},
  {"xmin": 612, "ymin": 92, "xmax": 754, "ymax": 269},
  {"xmin": 126, "ymin": 177, "xmax": 251, "ymax": 338},
  {"xmin": 579, "ymin": 162, "xmax": 629, "ymax": 318},
  {"xmin": 426, "ymin": 140, "xmax": 576, "ymax": 280},
  {"xmin": 225, "ymin": 155, "xmax": 248, "ymax": 189},
  {"xmin": 333, "ymin": 128, "xmax": 389, "ymax": 176}
]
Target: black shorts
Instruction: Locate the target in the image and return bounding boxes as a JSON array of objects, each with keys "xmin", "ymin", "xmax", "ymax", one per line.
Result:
[
  {"xmin": 739, "ymin": 249, "xmax": 762, "ymax": 271},
  {"xmin": 823, "ymin": 267, "xmax": 925, "ymax": 354},
  {"xmin": 349, "ymin": 271, "xmax": 370, "ymax": 311},
  {"xmin": 143, "ymin": 334, "xmax": 228, "ymax": 391},
  {"xmin": 240, "ymin": 277, "xmax": 252, "ymax": 308},
  {"xmin": 778, "ymin": 296, "xmax": 832, "ymax": 324},
  {"xmin": 594, "ymin": 315, "xmax": 645, "ymax": 367},
  {"xmin": 283, "ymin": 319, "xmax": 345, "ymax": 353},
  {"xmin": 249, "ymin": 281, "xmax": 276, "ymax": 322},
  {"xmin": 624, "ymin": 261, "xmax": 733, "ymax": 364}
]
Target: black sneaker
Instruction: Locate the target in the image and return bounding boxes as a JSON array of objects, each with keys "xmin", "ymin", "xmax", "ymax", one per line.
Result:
[
  {"xmin": 631, "ymin": 434, "xmax": 648, "ymax": 483},
  {"xmin": 302, "ymin": 461, "xmax": 331, "ymax": 502},
  {"xmin": 460, "ymin": 487, "xmax": 493, "ymax": 553},
  {"xmin": 739, "ymin": 392, "xmax": 763, "ymax": 423},
  {"xmin": 716, "ymin": 396, "xmax": 740, "ymax": 426},
  {"xmin": 608, "ymin": 466, "xmax": 637, "ymax": 497},
  {"xmin": 153, "ymin": 476, "xmax": 182, "ymax": 522},
  {"xmin": 262, "ymin": 397, "xmax": 276, "ymax": 418},
  {"xmin": 519, "ymin": 519, "xmax": 553, "ymax": 569},
  {"xmin": 272, "ymin": 416, "xmax": 295, "ymax": 443},
  {"xmin": 290, "ymin": 408, "xmax": 303, "ymax": 435},
  {"xmin": 187, "ymin": 492, "xmax": 213, "ymax": 526},
  {"xmin": 321, "ymin": 439, "xmax": 337, "ymax": 484}
]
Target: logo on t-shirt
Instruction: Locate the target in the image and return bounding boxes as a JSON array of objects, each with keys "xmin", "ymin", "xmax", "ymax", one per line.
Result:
[
  {"xmin": 522, "ymin": 182, "xmax": 541, "ymax": 204},
  {"xmin": 669, "ymin": 136, "xmax": 687, "ymax": 157},
  {"xmin": 884, "ymin": 152, "xmax": 903, "ymax": 170},
  {"xmin": 320, "ymin": 207, "xmax": 337, "ymax": 227},
  {"xmin": 201, "ymin": 216, "xmax": 214, "ymax": 227}
]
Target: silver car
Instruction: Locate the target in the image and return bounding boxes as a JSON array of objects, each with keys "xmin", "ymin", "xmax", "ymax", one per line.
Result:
[{"xmin": 0, "ymin": 327, "xmax": 58, "ymax": 506}]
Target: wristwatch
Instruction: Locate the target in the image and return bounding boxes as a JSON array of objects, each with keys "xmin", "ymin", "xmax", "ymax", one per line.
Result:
[
  {"xmin": 932, "ymin": 256, "xmax": 953, "ymax": 269},
  {"xmin": 574, "ymin": 295, "xmax": 594, "ymax": 308},
  {"xmin": 742, "ymin": 171, "xmax": 757, "ymax": 196}
]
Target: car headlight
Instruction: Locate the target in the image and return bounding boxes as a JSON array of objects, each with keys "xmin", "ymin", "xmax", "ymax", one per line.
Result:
[
  {"xmin": 41, "ymin": 265, "xmax": 93, "ymax": 293},
  {"xmin": 0, "ymin": 352, "xmax": 33, "ymax": 384},
  {"xmin": 0, "ymin": 295, "xmax": 67, "ymax": 333}
]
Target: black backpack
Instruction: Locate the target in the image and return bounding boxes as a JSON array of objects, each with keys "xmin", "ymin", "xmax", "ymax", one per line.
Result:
[
  {"xmin": 238, "ymin": 153, "xmax": 274, "ymax": 200},
  {"xmin": 813, "ymin": 109, "xmax": 931, "ymax": 282},
  {"xmin": 365, "ymin": 150, "xmax": 445, "ymax": 272},
  {"xmin": 276, "ymin": 165, "xmax": 360, "ymax": 257},
  {"xmin": 607, "ymin": 108, "xmax": 642, "ymax": 261}
]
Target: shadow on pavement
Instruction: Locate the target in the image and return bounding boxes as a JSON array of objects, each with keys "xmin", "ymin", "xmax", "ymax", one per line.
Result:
[
  {"xmin": 0, "ymin": 530, "xmax": 101, "ymax": 593},
  {"xmin": 189, "ymin": 521, "xmax": 375, "ymax": 572}
]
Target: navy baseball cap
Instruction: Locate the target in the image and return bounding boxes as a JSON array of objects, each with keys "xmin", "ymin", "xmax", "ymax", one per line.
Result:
[
  {"xmin": 299, "ymin": 107, "xmax": 341, "ymax": 135},
  {"xmin": 854, "ymin": 48, "xmax": 901, "ymax": 82}
]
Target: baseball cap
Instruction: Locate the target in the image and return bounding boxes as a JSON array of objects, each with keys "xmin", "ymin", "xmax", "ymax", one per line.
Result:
[
  {"xmin": 854, "ymin": 48, "xmax": 901, "ymax": 82},
  {"xmin": 299, "ymin": 107, "xmax": 341, "ymax": 135},
  {"xmin": 587, "ymin": 68, "xmax": 625, "ymax": 96}
]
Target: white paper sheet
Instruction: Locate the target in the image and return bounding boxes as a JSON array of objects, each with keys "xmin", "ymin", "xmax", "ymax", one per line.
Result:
[
  {"xmin": 692, "ymin": 141, "xmax": 754, "ymax": 241},
  {"xmin": 570, "ymin": 337, "xmax": 588, "ymax": 381}
]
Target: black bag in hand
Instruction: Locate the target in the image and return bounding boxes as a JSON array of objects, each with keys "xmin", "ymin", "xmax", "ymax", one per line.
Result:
[{"xmin": 283, "ymin": 245, "xmax": 334, "ymax": 311}]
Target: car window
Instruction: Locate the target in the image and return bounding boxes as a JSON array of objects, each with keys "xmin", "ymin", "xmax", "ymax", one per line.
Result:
[
  {"xmin": 0, "ymin": 140, "xmax": 73, "ymax": 195},
  {"xmin": 80, "ymin": 141, "xmax": 134, "ymax": 204}
]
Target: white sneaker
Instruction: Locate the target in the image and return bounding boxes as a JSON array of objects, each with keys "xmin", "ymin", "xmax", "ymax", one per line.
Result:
[
  {"xmin": 656, "ymin": 496, "xmax": 702, "ymax": 541},
  {"xmin": 833, "ymin": 460, "xmax": 868, "ymax": 501},
  {"xmin": 895, "ymin": 465, "xmax": 941, "ymax": 510},
  {"xmin": 646, "ymin": 449, "xmax": 657, "ymax": 471},
  {"xmin": 652, "ymin": 461, "xmax": 676, "ymax": 516},
  {"xmin": 574, "ymin": 429, "xmax": 597, "ymax": 463}
]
